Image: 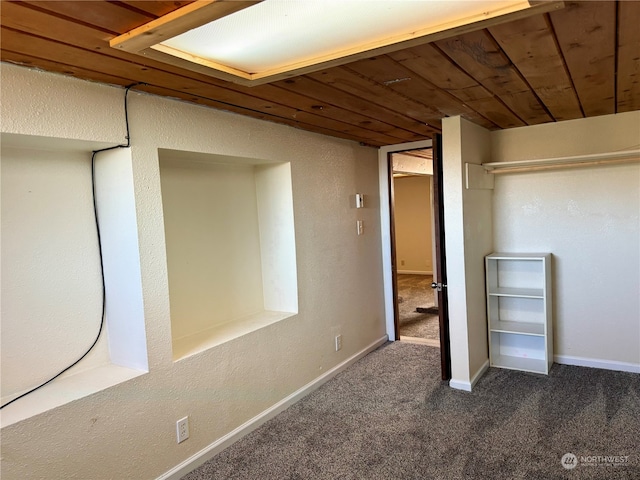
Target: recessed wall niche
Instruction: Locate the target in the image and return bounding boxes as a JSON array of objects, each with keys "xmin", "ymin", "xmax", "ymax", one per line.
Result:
[
  {"xmin": 1, "ymin": 133, "xmax": 148, "ymax": 427},
  {"xmin": 158, "ymin": 149, "xmax": 298, "ymax": 360}
]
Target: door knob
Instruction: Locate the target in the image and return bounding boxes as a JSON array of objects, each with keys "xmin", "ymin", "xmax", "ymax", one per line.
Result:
[{"xmin": 431, "ymin": 282, "xmax": 447, "ymax": 291}]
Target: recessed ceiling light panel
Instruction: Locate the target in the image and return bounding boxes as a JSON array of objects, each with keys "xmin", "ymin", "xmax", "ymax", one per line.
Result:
[
  {"xmin": 110, "ymin": 0, "xmax": 565, "ymax": 86},
  {"xmin": 162, "ymin": 1, "xmax": 516, "ymax": 73}
]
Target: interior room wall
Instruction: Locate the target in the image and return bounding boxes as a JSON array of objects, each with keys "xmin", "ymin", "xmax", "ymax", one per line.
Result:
[
  {"xmin": 393, "ymin": 175, "xmax": 433, "ymax": 274},
  {"xmin": 442, "ymin": 116, "xmax": 493, "ymax": 391},
  {"xmin": 1, "ymin": 146, "xmax": 110, "ymax": 395},
  {"xmin": 491, "ymin": 111, "xmax": 640, "ymax": 371},
  {"xmin": 1, "ymin": 142, "xmax": 148, "ymax": 425},
  {"xmin": 0, "ymin": 63, "xmax": 386, "ymax": 479}
]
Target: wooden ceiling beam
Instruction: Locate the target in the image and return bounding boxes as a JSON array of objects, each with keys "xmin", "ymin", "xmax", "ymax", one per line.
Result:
[
  {"xmin": 308, "ymin": 66, "xmax": 443, "ymax": 132},
  {"xmin": 253, "ymin": 83, "xmax": 427, "ymax": 142},
  {"xmin": 616, "ymin": 0, "xmax": 640, "ymax": 113},
  {"xmin": 115, "ymin": 1, "xmax": 196, "ymax": 18},
  {"xmin": 489, "ymin": 13, "xmax": 583, "ymax": 122},
  {"xmin": 22, "ymin": 0, "xmax": 156, "ymax": 32},
  {"xmin": 1, "ymin": 49, "xmax": 140, "ymax": 89},
  {"xmin": 347, "ymin": 55, "xmax": 496, "ymax": 130},
  {"xmin": 550, "ymin": 1, "xmax": 616, "ymax": 117},
  {"xmin": 271, "ymin": 76, "xmax": 435, "ymax": 138},
  {"xmin": 435, "ymin": 29, "xmax": 553, "ymax": 125},
  {"xmin": 389, "ymin": 43, "xmax": 524, "ymax": 129}
]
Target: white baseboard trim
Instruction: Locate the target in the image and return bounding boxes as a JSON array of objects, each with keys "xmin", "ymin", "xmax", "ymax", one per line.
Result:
[
  {"xmin": 157, "ymin": 335, "xmax": 389, "ymax": 480},
  {"xmin": 449, "ymin": 359, "xmax": 490, "ymax": 392},
  {"xmin": 449, "ymin": 379, "xmax": 471, "ymax": 391},
  {"xmin": 397, "ymin": 270, "xmax": 433, "ymax": 275},
  {"xmin": 554, "ymin": 355, "xmax": 640, "ymax": 374}
]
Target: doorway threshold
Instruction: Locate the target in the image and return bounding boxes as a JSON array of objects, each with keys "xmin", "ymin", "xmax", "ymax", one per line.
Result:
[{"xmin": 400, "ymin": 336, "xmax": 440, "ymax": 347}]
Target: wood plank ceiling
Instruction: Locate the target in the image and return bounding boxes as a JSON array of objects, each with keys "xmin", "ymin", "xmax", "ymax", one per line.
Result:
[{"xmin": 1, "ymin": 1, "xmax": 639, "ymax": 147}]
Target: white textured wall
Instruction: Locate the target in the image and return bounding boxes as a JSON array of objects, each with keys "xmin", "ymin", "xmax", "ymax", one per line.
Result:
[
  {"xmin": 1, "ymin": 141, "xmax": 148, "ymax": 425},
  {"xmin": 443, "ymin": 116, "xmax": 493, "ymax": 390},
  {"xmin": 1, "ymin": 147, "xmax": 109, "ymax": 394},
  {"xmin": 0, "ymin": 64, "xmax": 385, "ymax": 479},
  {"xmin": 491, "ymin": 112, "xmax": 640, "ymax": 368},
  {"xmin": 460, "ymin": 120, "xmax": 493, "ymax": 378}
]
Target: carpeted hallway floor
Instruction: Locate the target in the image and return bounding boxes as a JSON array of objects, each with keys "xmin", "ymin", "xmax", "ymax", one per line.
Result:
[
  {"xmin": 397, "ymin": 274, "xmax": 439, "ymax": 341},
  {"xmin": 182, "ymin": 342, "xmax": 640, "ymax": 479}
]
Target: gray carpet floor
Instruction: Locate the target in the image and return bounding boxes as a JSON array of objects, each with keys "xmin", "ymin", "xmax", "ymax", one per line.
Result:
[
  {"xmin": 397, "ymin": 274, "xmax": 439, "ymax": 340},
  {"xmin": 182, "ymin": 343, "xmax": 640, "ymax": 479}
]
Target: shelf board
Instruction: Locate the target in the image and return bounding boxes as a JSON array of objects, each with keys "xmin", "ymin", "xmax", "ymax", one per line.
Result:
[
  {"xmin": 488, "ymin": 287, "xmax": 544, "ymax": 298},
  {"xmin": 486, "ymin": 253, "xmax": 550, "ymax": 260},
  {"xmin": 490, "ymin": 354, "xmax": 547, "ymax": 374},
  {"xmin": 490, "ymin": 320, "xmax": 544, "ymax": 336}
]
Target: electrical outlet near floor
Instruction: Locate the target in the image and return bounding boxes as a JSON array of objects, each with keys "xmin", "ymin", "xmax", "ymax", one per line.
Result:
[
  {"xmin": 176, "ymin": 416, "xmax": 189, "ymax": 443},
  {"xmin": 335, "ymin": 335, "xmax": 342, "ymax": 352}
]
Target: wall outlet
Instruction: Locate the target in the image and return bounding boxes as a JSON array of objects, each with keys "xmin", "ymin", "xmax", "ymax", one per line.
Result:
[
  {"xmin": 335, "ymin": 335, "xmax": 342, "ymax": 352},
  {"xmin": 401, "ymin": 260, "xmax": 405, "ymax": 266},
  {"xmin": 176, "ymin": 416, "xmax": 189, "ymax": 443}
]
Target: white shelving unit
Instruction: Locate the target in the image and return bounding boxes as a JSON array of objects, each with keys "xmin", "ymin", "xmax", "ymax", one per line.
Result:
[{"xmin": 486, "ymin": 253, "xmax": 552, "ymax": 374}]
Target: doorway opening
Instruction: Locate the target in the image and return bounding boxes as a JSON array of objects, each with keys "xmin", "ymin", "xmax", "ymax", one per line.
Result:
[
  {"xmin": 391, "ymin": 150, "xmax": 439, "ymax": 347},
  {"xmin": 382, "ymin": 135, "xmax": 451, "ymax": 380}
]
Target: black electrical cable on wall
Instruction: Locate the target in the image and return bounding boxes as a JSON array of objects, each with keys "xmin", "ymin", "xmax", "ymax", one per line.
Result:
[{"xmin": 1, "ymin": 83, "xmax": 144, "ymax": 410}]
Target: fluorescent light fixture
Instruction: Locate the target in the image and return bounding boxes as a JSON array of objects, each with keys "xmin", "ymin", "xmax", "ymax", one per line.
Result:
[{"xmin": 111, "ymin": 0, "xmax": 564, "ymax": 86}]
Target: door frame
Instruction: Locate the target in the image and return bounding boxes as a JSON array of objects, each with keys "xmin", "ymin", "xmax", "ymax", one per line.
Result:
[
  {"xmin": 379, "ymin": 140, "xmax": 432, "ymax": 342},
  {"xmin": 378, "ymin": 139, "xmax": 451, "ymax": 380},
  {"xmin": 431, "ymin": 134, "xmax": 452, "ymax": 380}
]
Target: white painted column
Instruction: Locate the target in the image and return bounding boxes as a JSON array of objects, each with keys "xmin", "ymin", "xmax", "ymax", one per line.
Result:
[{"xmin": 442, "ymin": 116, "xmax": 493, "ymax": 391}]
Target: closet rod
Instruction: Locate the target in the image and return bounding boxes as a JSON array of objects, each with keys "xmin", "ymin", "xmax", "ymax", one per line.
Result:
[
  {"xmin": 483, "ymin": 148, "xmax": 640, "ymax": 174},
  {"xmin": 489, "ymin": 156, "xmax": 639, "ymax": 174}
]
